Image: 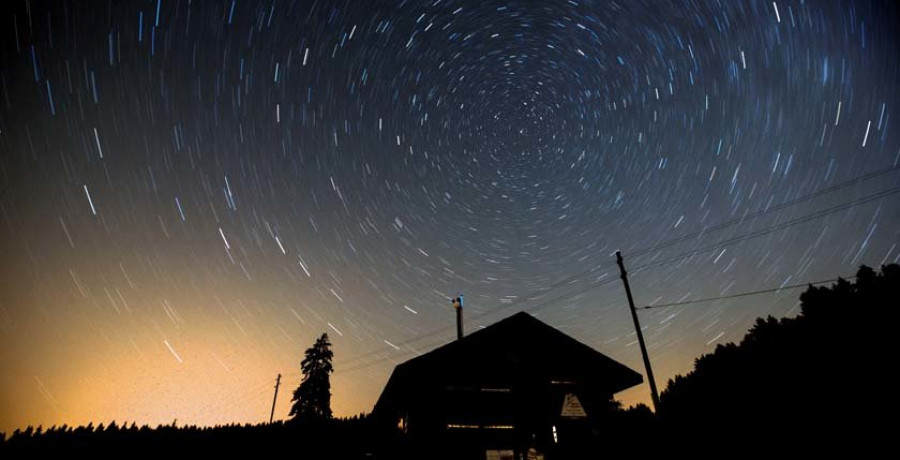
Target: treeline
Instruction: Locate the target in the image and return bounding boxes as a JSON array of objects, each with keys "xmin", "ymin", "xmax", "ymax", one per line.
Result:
[
  {"xmin": 1, "ymin": 415, "xmax": 373, "ymax": 456},
  {"xmin": 658, "ymin": 263, "xmax": 898, "ymax": 449}
]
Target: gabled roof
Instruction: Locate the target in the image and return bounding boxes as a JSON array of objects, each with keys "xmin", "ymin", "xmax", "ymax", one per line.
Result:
[{"xmin": 374, "ymin": 311, "xmax": 642, "ymax": 414}]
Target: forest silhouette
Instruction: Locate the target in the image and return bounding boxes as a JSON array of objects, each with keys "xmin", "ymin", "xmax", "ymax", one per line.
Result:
[{"xmin": 2, "ymin": 264, "xmax": 895, "ymax": 457}]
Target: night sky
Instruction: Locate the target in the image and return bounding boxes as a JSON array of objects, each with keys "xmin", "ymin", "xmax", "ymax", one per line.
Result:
[{"xmin": 1, "ymin": 0, "xmax": 899, "ymax": 433}]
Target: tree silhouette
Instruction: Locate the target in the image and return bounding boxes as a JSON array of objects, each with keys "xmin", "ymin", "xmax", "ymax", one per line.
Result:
[{"xmin": 289, "ymin": 333, "xmax": 334, "ymax": 421}]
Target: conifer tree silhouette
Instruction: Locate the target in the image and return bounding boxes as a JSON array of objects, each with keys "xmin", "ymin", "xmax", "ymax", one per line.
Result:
[{"xmin": 289, "ymin": 333, "xmax": 334, "ymax": 420}]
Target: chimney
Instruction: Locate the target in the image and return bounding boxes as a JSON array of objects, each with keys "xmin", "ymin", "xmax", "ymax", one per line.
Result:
[{"xmin": 452, "ymin": 295, "xmax": 463, "ymax": 340}]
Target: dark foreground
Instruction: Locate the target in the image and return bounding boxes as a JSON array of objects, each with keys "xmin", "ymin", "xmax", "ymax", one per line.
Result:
[{"xmin": 3, "ymin": 265, "xmax": 896, "ymax": 458}]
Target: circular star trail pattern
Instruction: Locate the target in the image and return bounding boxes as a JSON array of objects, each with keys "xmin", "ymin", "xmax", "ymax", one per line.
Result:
[{"xmin": 1, "ymin": 0, "xmax": 898, "ymax": 431}]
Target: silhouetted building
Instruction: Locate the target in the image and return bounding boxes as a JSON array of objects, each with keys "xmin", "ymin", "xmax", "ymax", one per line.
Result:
[{"xmin": 372, "ymin": 312, "xmax": 642, "ymax": 459}]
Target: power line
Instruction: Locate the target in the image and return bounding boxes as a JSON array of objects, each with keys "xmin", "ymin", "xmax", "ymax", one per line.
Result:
[
  {"xmin": 631, "ymin": 186, "xmax": 900, "ymax": 273},
  {"xmin": 627, "ymin": 165, "xmax": 900, "ymax": 259},
  {"xmin": 638, "ymin": 276, "xmax": 856, "ymax": 311},
  {"xmin": 489, "ymin": 164, "xmax": 900, "ymax": 264}
]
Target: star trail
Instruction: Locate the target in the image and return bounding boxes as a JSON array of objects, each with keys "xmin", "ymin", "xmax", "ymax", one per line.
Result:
[{"xmin": 1, "ymin": 0, "xmax": 898, "ymax": 432}]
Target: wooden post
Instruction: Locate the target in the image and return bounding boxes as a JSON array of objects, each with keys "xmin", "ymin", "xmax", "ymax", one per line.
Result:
[
  {"xmin": 616, "ymin": 251, "xmax": 661, "ymax": 412},
  {"xmin": 270, "ymin": 373, "xmax": 281, "ymax": 423}
]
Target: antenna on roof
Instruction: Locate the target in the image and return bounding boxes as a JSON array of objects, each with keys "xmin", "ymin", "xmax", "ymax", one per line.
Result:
[{"xmin": 452, "ymin": 294, "xmax": 464, "ymax": 340}]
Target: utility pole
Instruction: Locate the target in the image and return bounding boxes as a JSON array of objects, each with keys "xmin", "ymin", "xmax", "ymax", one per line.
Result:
[
  {"xmin": 269, "ymin": 373, "xmax": 281, "ymax": 424},
  {"xmin": 616, "ymin": 251, "xmax": 661, "ymax": 413}
]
